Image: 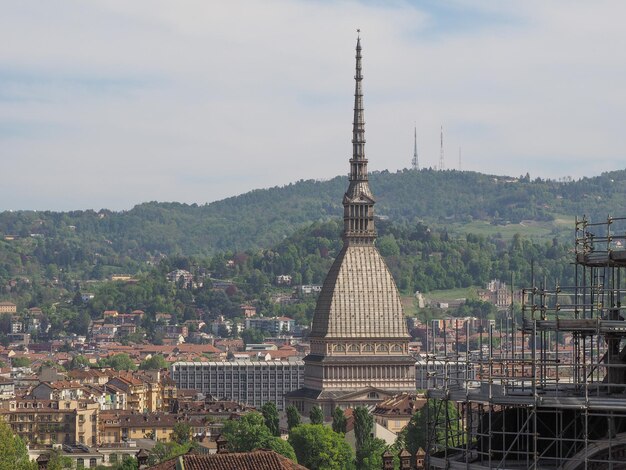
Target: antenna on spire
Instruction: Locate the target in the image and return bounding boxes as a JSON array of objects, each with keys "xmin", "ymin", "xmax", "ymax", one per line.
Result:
[
  {"xmin": 439, "ymin": 125, "xmax": 445, "ymax": 171},
  {"xmin": 412, "ymin": 125, "xmax": 419, "ymax": 171}
]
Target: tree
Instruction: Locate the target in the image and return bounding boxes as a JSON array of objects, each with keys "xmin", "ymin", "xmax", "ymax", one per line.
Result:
[
  {"xmin": 399, "ymin": 406, "xmax": 426, "ymax": 456},
  {"xmin": 377, "ymin": 234, "xmax": 401, "ymax": 257},
  {"xmin": 331, "ymin": 406, "xmax": 346, "ymax": 434},
  {"xmin": 99, "ymin": 353, "xmax": 137, "ymax": 371},
  {"xmin": 286, "ymin": 405, "xmax": 301, "ymax": 431},
  {"xmin": 359, "ymin": 437, "xmax": 387, "ymax": 470},
  {"xmin": 261, "ymin": 401, "xmax": 280, "ymax": 436},
  {"xmin": 309, "ymin": 405, "xmax": 324, "ymax": 425},
  {"xmin": 148, "ymin": 442, "xmax": 193, "ymax": 465},
  {"xmin": 288, "ymin": 424, "xmax": 354, "ymax": 470},
  {"xmin": 0, "ymin": 417, "xmax": 35, "ymax": 470},
  {"xmin": 172, "ymin": 422, "xmax": 191, "ymax": 444},
  {"xmin": 68, "ymin": 355, "xmax": 90, "ymax": 370},
  {"xmin": 11, "ymin": 357, "xmax": 30, "ymax": 368},
  {"xmin": 71, "ymin": 311, "xmax": 92, "ymax": 336},
  {"xmin": 400, "ymin": 400, "xmax": 459, "ymax": 456},
  {"xmin": 46, "ymin": 450, "xmax": 73, "ymax": 470},
  {"xmin": 217, "ymin": 323, "xmax": 230, "ymax": 338},
  {"xmin": 354, "ymin": 406, "xmax": 374, "ymax": 467},
  {"xmin": 240, "ymin": 327, "xmax": 265, "ymax": 346},
  {"xmin": 72, "ymin": 290, "xmax": 83, "ymax": 307},
  {"xmin": 139, "ymin": 354, "xmax": 168, "ymax": 370},
  {"xmin": 221, "ymin": 412, "xmax": 296, "ymax": 460},
  {"xmin": 0, "ymin": 314, "xmax": 11, "ymax": 334},
  {"xmin": 116, "ymin": 456, "xmax": 138, "ymax": 470},
  {"xmin": 263, "ymin": 437, "xmax": 297, "ymax": 461}
]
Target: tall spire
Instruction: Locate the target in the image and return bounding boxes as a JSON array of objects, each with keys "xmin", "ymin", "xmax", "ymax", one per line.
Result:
[
  {"xmin": 343, "ymin": 32, "xmax": 375, "ymax": 245},
  {"xmin": 351, "ymin": 32, "xmax": 366, "ymax": 178},
  {"xmin": 412, "ymin": 126, "xmax": 419, "ymax": 170}
]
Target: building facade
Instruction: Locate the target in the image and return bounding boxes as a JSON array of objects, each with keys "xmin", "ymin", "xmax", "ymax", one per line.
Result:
[
  {"xmin": 0, "ymin": 398, "xmax": 99, "ymax": 447},
  {"xmin": 170, "ymin": 360, "xmax": 304, "ymax": 411},
  {"xmin": 0, "ymin": 301, "xmax": 17, "ymax": 314},
  {"xmin": 244, "ymin": 316, "xmax": 295, "ymax": 335},
  {"xmin": 286, "ymin": 36, "xmax": 416, "ymax": 416}
]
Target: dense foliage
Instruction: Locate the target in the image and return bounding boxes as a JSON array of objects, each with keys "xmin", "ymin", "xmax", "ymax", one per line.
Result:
[
  {"xmin": 331, "ymin": 406, "xmax": 347, "ymax": 434},
  {"xmin": 309, "ymin": 405, "xmax": 324, "ymax": 425},
  {"xmin": 261, "ymin": 402, "xmax": 280, "ymax": 437},
  {"xmin": 288, "ymin": 424, "xmax": 355, "ymax": 470},
  {"xmin": 2, "ymin": 168, "xmax": 626, "ymax": 287},
  {"xmin": 0, "ymin": 418, "xmax": 35, "ymax": 470},
  {"xmin": 286, "ymin": 405, "xmax": 301, "ymax": 431},
  {"xmin": 147, "ymin": 442, "xmax": 194, "ymax": 465},
  {"xmin": 221, "ymin": 412, "xmax": 297, "ymax": 461},
  {"xmin": 397, "ymin": 400, "xmax": 461, "ymax": 456},
  {"xmin": 139, "ymin": 354, "xmax": 168, "ymax": 370}
]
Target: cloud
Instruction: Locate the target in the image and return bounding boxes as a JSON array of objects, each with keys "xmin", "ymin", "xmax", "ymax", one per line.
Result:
[{"xmin": 0, "ymin": 0, "xmax": 625, "ymax": 210}]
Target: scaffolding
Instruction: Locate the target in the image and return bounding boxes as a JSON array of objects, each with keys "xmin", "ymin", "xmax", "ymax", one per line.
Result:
[{"xmin": 426, "ymin": 216, "xmax": 626, "ymax": 469}]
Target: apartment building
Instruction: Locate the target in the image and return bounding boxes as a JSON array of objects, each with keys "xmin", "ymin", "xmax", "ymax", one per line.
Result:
[
  {"xmin": 171, "ymin": 360, "xmax": 305, "ymax": 411},
  {"xmin": 99, "ymin": 410, "xmax": 177, "ymax": 443},
  {"xmin": 244, "ymin": 316, "xmax": 295, "ymax": 335},
  {"xmin": 0, "ymin": 398, "xmax": 99, "ymax": 447}
]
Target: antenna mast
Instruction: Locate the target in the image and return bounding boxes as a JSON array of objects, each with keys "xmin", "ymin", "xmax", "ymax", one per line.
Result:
[
  {"xmin": 412, "ymin": 126, "xmax": 419, "ymax": 170},
  {"xmin": 458, "ymin": 146, "xmax": 462, "ymax": 171},
  {"xmin": 439, "ymin": 125, "xmax": 445, "ymax": 171}
]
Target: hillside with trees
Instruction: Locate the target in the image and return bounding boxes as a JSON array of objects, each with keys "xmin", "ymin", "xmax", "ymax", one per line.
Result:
[
  {"xmin": 0, "ymin": 167, "xmax": 624, "ymax": 322},
  {"xmin": 2, "ymin": 168, "xmax": 626, "ymax": 262}
]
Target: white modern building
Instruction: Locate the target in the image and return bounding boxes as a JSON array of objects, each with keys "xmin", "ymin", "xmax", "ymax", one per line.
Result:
[{"xmin": 170, "ymin": 360, "xmax": 305, "ymax": 411}]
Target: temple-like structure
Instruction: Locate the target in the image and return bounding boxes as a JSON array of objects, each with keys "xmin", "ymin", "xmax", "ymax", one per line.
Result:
[{"xmin": 287, "ymin": 36, "xmax": 415, "ymax": 416}]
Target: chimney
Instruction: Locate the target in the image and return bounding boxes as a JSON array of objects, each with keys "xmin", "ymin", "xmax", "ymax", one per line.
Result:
[
  {"xmin": 36, "ymin": 454, "xmax": 50, "ymax": 470},
  {"xmin": 136, "ymin": 448, "xmax": 150, "ymax": 468},
  {"xmin": 381, "ymin": 450, "xmax": 394, "ymax": 470},
  {"xmin": 216, "ymin": 434, "xmax": 229, "ymax": 454},
  {"xmin": 399, "ymin": 449, "xmax": 412, "ymax": 470}
]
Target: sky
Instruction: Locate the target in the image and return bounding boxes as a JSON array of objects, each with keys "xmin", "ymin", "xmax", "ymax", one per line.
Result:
[{"xmin": 1, "ymin": 0, "xmax": 626, "ymax": 211}]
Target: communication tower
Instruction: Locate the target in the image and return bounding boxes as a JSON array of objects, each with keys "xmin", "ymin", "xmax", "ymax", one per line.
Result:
[
  {"xmin": 439, "ymin": 125, "xmax": 445, "ymax": 171},
  {"xmin": 412, "ymin": 126, "xmax": 419, "ymax": 170}
]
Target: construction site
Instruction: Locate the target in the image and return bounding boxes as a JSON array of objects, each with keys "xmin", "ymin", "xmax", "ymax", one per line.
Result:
[{"xmin": 426, "ymin": 216, "xmax": 626, "ymax": 469}]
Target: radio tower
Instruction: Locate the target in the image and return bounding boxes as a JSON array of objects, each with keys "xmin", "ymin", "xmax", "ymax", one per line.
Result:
[
  {"xmin": 412, "ymin": 126, "xmax": 419, "ymax": 170},
  {"xmin": 458, "ymin": 146, "xmax": 462, "ymax": 171},
  {"xmin": 439, "ymin": 125, "xmax": 445, "ymax": 171}
]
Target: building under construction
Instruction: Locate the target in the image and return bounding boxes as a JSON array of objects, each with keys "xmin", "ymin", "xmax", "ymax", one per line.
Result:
[{"xmin": 426, "ymin": 216, "xmax": 626, "ymax": 469}]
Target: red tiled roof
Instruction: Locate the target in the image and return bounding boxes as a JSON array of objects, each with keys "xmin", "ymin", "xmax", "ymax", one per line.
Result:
[
  {"xmin": 265, "ymin": 350, "xmax": 299, "ymax": 359},
  {"xmin": 373, "ymin": 392, "xmax": 426, "ymax": 417},
  {"xmin": 175, "ymin": 344, "xmax": 221, "ymax": 354},
  {"xmin": 148, "ymin": 451, "xmax": 308, "ymax": 470}
]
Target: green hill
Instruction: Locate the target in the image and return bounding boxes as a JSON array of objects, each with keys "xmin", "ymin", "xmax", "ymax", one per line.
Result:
[{"xmin": 1, "ymin": 168, "xmax": 626, "ymax": 285}]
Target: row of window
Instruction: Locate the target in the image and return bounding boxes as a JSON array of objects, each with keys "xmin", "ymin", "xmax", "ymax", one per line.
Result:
[
  {"xmin": 175, "ymin": 365, "xmax": 304, "ymax": 371},
  {"xmin": 332, "ymin": 343, "xmax": 404, "ymax": 353}
]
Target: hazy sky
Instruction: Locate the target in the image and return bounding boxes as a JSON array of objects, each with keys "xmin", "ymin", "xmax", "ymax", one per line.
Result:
[{"xmin": 2, "ymin": 1, "xmax": 625, "ymax": 211}]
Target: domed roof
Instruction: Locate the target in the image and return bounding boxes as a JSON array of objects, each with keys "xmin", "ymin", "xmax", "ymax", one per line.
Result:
[{"xmin": 310, "ymin": 244, "xmax": 409, "ymax": 339}]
